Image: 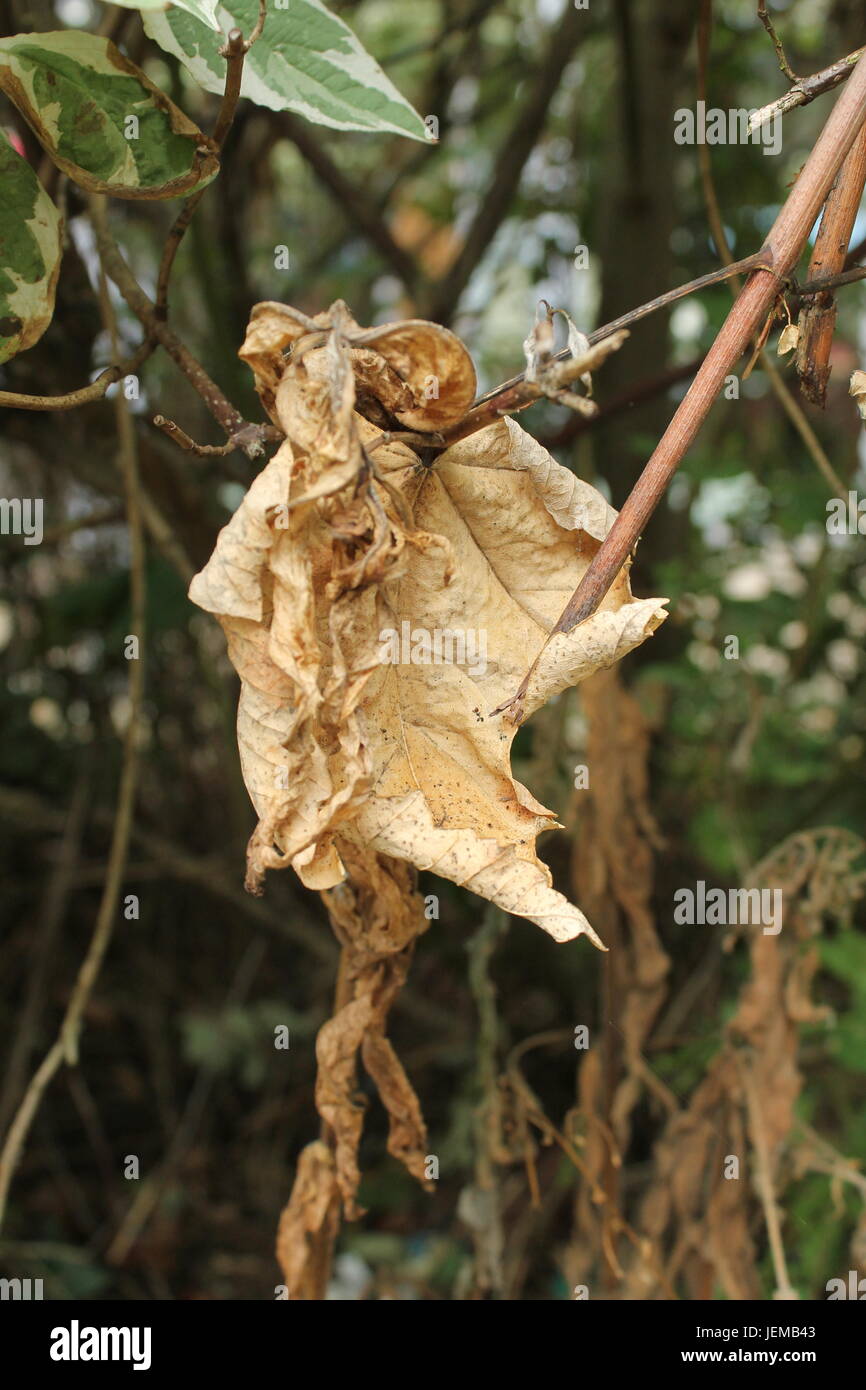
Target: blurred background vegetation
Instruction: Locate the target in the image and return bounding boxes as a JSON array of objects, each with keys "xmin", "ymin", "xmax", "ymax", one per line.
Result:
[{"xmin": 1, "ymin": 0, "xmax": 866, "ymax": 1300}]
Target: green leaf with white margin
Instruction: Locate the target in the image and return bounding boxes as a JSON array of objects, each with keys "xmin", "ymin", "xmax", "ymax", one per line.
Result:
[
  {"xmin": 143, "ymin": 0, "xmax": 429, "ymax": 140},
  {"xmin": 95, "ymin": 0, "xmax": 222, "ymax": 26},
  {"xmin": 0, "ymin": 32, "xmax": 220, "ymax": 199},
  {"xmin": 0, "ymin": 132, "xmax": 63, "ymax": 363}
]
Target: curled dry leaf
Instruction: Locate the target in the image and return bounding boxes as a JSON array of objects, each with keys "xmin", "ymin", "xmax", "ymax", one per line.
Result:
[
  {"xmin": 275, "ymin": 1140, "xmax": 341, "ymax": 1299},
  {"xmin": 523, "ymin": 302, "xmax": 594, "ymax": 413},
  {"xmin": 189, "ymin": 300, "xmax": 668, "ymax": 948},
  {"xmin": 318, "ymin": 842, "xmax": 431, "ymax": 1214},
  {"xmin": 849, "ymin": 368, "xmax": 866, "ymax": 419},
  {"xmin": 777, "ymin": 322, "xmax": 800, "ymax": 356}
]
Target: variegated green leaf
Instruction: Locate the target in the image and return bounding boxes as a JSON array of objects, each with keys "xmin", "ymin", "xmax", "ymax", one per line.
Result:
[
  {"xmin": 143, "ymin": 0, "xmax": 428, "ymax": 140},
  {"xmin": 95, "ymin": 0, "xmax": 222, "ymax": 27},
  {"xmin": 0, "ymin": 32, "xmax": 220, "ymax": 199},
  {"xmin": 0, "ymin": 133, "xmax": 63, "ymax": 364},
  {"xmin": 170, "ymin": 0, "xmax": 221, "ymax": 18}
]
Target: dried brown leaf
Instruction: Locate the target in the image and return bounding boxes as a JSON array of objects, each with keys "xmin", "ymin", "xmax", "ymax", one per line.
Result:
[
  {"xmin": 189, "ymin": 301, "xmax": 668, "ymax": 947},
  {"xmin": 275, "ymin": 1140, "xmax": 341, "ymax": 1299},
  {"xmin": 315, "ymin": 844, "xmax": 429, "ymax": 1213}
]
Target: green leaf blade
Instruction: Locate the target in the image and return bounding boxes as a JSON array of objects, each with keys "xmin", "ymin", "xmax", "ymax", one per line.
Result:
[
  {"xmin": 94, "ymin": 0, "xmax": 223, "ymax": 29},
  {"xmin": 0, "ymin": 32, "xmax": 220, "ymax": 198},
  {"xmin": 144, "ymin": 0, "xmax": 429, "ymax": 140},
  {"xmin": 0, "ymin": 134, "xmax": 63, "ymax": 364}
]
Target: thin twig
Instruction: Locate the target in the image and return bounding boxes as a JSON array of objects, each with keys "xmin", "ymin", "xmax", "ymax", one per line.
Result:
[
  {"xmin": 799, "ymin": 263, "xmax": 866, "ymax": 295},
  {"xmin": 452, "ymin": 254, "xmax": 771, "ymax": 438},
  {"xmin": 441, "ymin": 329, "xmax": 627, "ymax": 446},
  {"xmin": 0, "ymin": 249, "xmax": 146, "ymax": 1231},
  {"xmin": 156, "ymin": 6, "xmax": 265, "ymax": 313},
  {"xmin": 88, "ymin": 196, "xmax": 264, "ymax": 457},
  {"xmin": 245, "ymin": 0, "xmax": 266, "ymax": 47},
  {"xmin": 0, "ymin": 339, "xmax": 154, "ymax": 412},
  {"xmin": 757, "ymin": 1, "xmax": 798, "ymax": 82},
  {"xmin": 154, "ymin": 413, "xmax": 281, "ymax": 456}
]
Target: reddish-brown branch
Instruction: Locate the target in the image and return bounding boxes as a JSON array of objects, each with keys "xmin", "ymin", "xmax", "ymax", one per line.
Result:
[
  {"xmin": 796, "ymin": 125, "xmax": 866, "ymax": 405},
  {"xmin": 800, "ymin": 264, "xmax": 866, "ymax": 295},
  {"xmin": 441, "ymin": 330, "xmax": 628, "ymax": 445},
  {"xmin": 496, "ymin": 50, "xmax": 866, "ymax": 721},
  {"xmin": 551, "ymin": 55, "xmax": 866, "ymax": 631}
]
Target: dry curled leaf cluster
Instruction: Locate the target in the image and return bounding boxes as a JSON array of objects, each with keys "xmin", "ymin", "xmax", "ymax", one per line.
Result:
[{"xmin": 189, "ymin": 300, "xmax": 667, "ymax": 946}]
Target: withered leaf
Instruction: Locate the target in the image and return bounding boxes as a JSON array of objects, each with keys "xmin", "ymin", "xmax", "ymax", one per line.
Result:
[
  {"xmin": 850, "ymin": 368, "xmax": 866, "ymax": 419},
  {"xmin": 189, "ymin": 302, "xmax": 667, "ymax": 947},
  {"xmin": 275, "ymin": 1140, "xmax": 341, "ymax": 1299},
  {"xmin": 777, "ymin": 322, "xmax": 800, "ymax": 356},
  {"xmin": 318, "ymin": 843, "xmax": 430, "ymax": 1212}
]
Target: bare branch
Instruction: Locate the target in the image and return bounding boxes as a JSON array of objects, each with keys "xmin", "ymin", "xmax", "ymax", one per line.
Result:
[
  {"xmin": 154, "ymin": 414, "xmax": 282, "ymax": 456},
  {"xmin": 0, "ymin": 338, "xmax": 154, "ymax": 412},
  {"xmin": 441, "ymin": 331, "xmax": 627, "ymax": 447},
  {"xmin": 748, "ymin": 44, "xmax": 864, "ymax": 133},
  {"xmin": 441, "ymin": 255, "xmax": 769, "ymax": 448},
  {"xmin": 799, "ymin": 263, "xmax": 866, "ymax": 295},
  {"xmin": 796, "ymin": 125, "xmax": 866, "ymax": 405},
  {"xmin": 156, "ymin": 8, "xmax": 265, "ymax": 314},
  {"xmin": 89, "ymin": 197, "xmax": 264, "ymax": 456},
  {"xmin": 497, "ymin": 50, "xmax": 866, "ymax": 722},
  {"xmin": 757, "ymin": 1, "xmax": 798, "ymax": 82}
]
